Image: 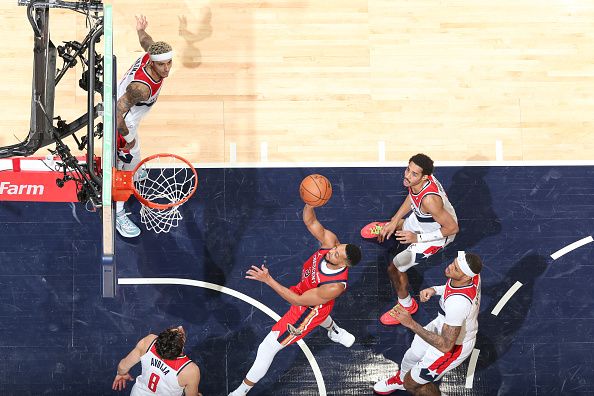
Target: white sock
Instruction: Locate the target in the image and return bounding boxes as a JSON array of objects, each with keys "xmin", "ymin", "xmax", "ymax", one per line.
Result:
[
  {"xmin": 231, "ymin": 380, "xmax": 253, "ymax": 395},
  {"xmin": 398, "ymin": 294, "xmax": 412, "ymax": 307},
  {"xmin": 116, "ymin": 201, "xmax": 125, "ymax": 214}
]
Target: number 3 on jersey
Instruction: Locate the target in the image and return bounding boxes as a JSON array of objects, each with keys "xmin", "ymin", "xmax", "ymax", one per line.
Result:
[{"xmin": 148, "ymin": 373, "xmax": 160, "ymax": 392}]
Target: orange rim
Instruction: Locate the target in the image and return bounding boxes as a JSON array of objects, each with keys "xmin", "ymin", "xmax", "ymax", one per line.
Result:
[{"xmin": 131, "ymin": 153, "xmax": 198, "ymax": 210}]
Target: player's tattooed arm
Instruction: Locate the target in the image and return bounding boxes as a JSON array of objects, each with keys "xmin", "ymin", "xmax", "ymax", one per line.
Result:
[
  {"xmin": 116, "ymin": 82, "xmax": 150, "ymax": 136},
  {"xmin": 409, "ymin": 322, "xmax": 461, "ymax": 353}
]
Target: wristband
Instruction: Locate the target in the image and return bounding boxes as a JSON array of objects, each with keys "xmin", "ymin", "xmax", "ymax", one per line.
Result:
[
  {"xmin": 417, "ymin": 229, "xmax": 444, "ymax": 243},
  {"xmin": 431, "ymin": 285, "xmax": 446, "ymax": 296}
]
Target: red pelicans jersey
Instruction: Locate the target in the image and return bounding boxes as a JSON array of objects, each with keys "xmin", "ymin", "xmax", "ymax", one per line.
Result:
[
  {"xmin": 117, "ymin": 53, "xmax": 164, "ymax": 133},
  {"xmin": 131, "ymin": 338, "xmax": 192, "ymax": 396},
  {"xmin": 290, "ymin": 248, "xmax": 349, "ymax": 310},
  {"xmin": 437, "ymin": 275, "xmax": 481, "ymax": 345},
  {"xmin": 407, "ymin": 175, "xmax": 457, "ymax": 233}
]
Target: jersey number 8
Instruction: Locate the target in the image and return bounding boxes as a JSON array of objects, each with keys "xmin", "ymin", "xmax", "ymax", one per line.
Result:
[{"xmin": 148, "ymin": 373, "xmax": 161, "ymax": 392}]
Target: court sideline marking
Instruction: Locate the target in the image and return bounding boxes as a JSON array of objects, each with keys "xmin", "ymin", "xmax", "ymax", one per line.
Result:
[{"xmin": 117, "ymin": 277, "xmax": 327, "ymax": 396}]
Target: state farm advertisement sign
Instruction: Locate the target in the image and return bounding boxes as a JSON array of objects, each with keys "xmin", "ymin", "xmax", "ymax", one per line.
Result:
[{"xmin": 0, "ymin": 171, "xmax": 78, "ymax": 202}]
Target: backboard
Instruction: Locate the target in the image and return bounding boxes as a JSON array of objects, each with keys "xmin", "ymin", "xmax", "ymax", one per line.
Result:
[{"xmin": 102, "ymin": 4, "xmax": 116, "ymax": 298}]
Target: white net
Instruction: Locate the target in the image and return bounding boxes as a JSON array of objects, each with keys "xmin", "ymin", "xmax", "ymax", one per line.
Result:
[
  {"xmin": 133, "ymin": 155, "xmax": 197, "ymax": 233},
  {"xmin": 139, "ymin": 205, "xmax": 183, "ymax": 233}
]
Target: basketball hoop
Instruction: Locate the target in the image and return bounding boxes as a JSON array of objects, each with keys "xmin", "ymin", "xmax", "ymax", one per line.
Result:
[{"xmin": 113, "ymin": 153, "xmax": 198, "ymax": 233}]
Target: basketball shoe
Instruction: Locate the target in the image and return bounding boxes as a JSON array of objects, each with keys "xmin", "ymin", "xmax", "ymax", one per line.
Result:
[
  {"xmin": 360, "ymin": 221, "xmax": 388, "ymax": 239},
  {"xmin": 116, "ymin": 211, "xmax": 141, "ymax": 238},
  {"xmin": 380, "ymin": 298, "xmax": 418, "ymax": 326},
  {"xmin": 133, "ymin": 168, "xmax": 149, "ymax": 182},
  {"xmin": 374, "ymin": 370, "xmax": 405, "ymax": 394},
  {"xmin": 327, "ymin": 326, "xmax": 355, "ymax": 348}
]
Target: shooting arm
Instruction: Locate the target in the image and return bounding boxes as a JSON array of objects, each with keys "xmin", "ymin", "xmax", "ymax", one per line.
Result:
[{"xmin": 303, "ymin": 204, "xmax": 339, "ymax": 247}]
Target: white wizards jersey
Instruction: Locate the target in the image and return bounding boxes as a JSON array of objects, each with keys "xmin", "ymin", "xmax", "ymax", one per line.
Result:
[
  {"xmin": 406, "ymin": 175, "xmax": 457, "ymax": 234},
  {"xmin": 131, "ymin": 338, "xmax": 192, "ymax": 396},
  {"xmin": 435, "ymin": 275, "xmax": 481, "ymax": 345},
  {"xmin": 117, "ymin": 53, "xmax": 163, "ymax": 133}
]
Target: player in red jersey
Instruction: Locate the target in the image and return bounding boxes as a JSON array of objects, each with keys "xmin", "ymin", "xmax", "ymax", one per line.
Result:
[
  {"xmin": 228, "ymin": 204, "xmax": 362, "ymax": 396},
  {"xmin": 112, "ymin": 326, "xmax": 201, "ymax": 396},
  {"xmin": 114, "ymin": 15, "xmax": 173, "ymax": 238}
]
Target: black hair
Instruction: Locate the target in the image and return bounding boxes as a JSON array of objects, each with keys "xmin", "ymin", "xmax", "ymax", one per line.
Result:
[
  {"xmin": 345, "ymin": 244, "xmax": 362, "ymax": 266},
  {"xmin": 409, "ymin": 153, "xmax": 434, "ymax": 176},
  {"xmin": 155, "ymin": 327, "xmax": 185, "ymax": 360},
  {"xmin": 465, "ymin": 253, "xmax": 483, "ymax": 275}
]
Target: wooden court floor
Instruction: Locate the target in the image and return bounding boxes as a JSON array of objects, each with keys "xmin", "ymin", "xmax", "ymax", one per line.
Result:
[{"xmin": 1, "ymin": 0, "xmax": 594, "ymax": 163}]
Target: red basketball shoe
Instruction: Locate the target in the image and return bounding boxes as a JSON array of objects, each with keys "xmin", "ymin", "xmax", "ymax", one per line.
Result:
[
  {"xmin": 374, "ymin": 370, "xmax": 405, "ymax": 394},
  {"xmin": 380, "ymin": 298, "xmax": 418, "ymax": 326},
  {"xmin": 360, "ymin": 221, "xmax": 388, "ymax": 239}
]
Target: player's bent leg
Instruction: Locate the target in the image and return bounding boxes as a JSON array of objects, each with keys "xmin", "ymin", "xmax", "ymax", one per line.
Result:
[
  {"xmin": 375, "ymin": 332, "xmax": 432, "ymax": 394},
  {"xmin": 245, "ymin": 332, "xmax": 284, "ymax": 383},
  {"xmin": 387, "ymin": 261, "xmax": 410, "ymax": 298},
  {"xmin": 403, "ymin": 372, "xmax": 440, "ymax": 396},
  {"xmin": 407, "ymin": 340, "xmax": 474, "ymax": 395},
  {"xmin": 399, "ymin": 333, "xmax": 431, "ymax": 379},
  {"xmin": 320, "ymin": 316, "xmax": 355, "ymax": 347},
  {"xmin": 380, "ymin": 250, "xmax": 419, "ymax": 326}
]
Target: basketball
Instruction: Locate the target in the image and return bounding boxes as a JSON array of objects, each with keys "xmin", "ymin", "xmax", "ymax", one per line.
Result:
[{"xmin": 299, "ymin": 174, "xmax": 332, "ymax": 207}]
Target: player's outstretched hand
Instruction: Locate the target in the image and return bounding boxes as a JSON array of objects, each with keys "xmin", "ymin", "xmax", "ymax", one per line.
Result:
[
  {"xmin": 378, "ymin": 220, "xmax": 397, "ymax": 242},
  {"xmin": 112, "ymin": 373, "xmax": 133, "ymax": 391},
  {"xmin": 135, "ymin": 15, "xmax": 148, "ymax": 31},
  {"xmin": 246, "ymin": 265, "xmax": 272, "ymax": 284},
  {"xmin": 419, "ymin": 287, "xmax": 436, "ymax": 302}
]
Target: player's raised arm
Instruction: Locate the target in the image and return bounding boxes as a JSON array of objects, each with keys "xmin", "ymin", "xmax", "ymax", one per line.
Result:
[
  {"xmin": 302, "ymin": 204, "xmax": 339, "ymax": 248},
  {"xmin": 135, "ymin": 15, "xmax": 155, "ymax": 51}
]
